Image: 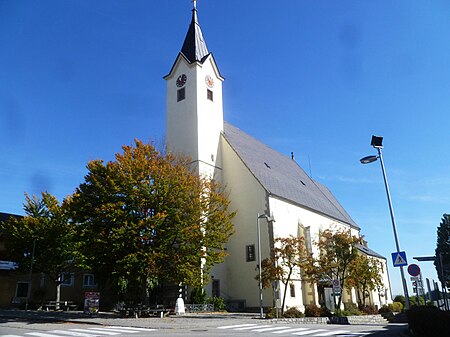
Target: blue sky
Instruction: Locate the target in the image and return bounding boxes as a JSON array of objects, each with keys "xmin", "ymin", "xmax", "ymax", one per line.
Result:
[{"xmin": 1, "ymin": 0, "xmax": 450, "ymax": 297}]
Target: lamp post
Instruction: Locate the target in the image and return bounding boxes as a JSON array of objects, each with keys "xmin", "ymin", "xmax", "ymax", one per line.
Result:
[
  {"xmin": 360, "ymin": 135, "xmax": 410, "ymax": 310},
  {"xmin": 257, "ymin": 213, "xmax": 275, "ymax": 319},
  {"xmin": 25, "ymin": 239, "xmax": 36, "ymax": 311}
]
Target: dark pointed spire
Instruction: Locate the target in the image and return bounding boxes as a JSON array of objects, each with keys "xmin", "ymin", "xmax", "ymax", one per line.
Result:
[{"xmin": 180, "ymin": 1, "xmax": 209, "ymax": 63}]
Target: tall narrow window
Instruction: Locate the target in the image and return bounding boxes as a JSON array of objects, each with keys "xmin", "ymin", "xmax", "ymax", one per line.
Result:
[
  {"xmin": 16, "ymin": 282, "xmax": 29, "ymax": 297},
  {"xmin": 177, "ymin": 87, "xmax": 186, "ymax": 102},
  {"xmin": 83, "ymin": 274, "xmax": 96, "ymax": 287},
  {"xmin": 207, "ymin": 89, "xmax": 213, "ymax": 101},
  {"xmin": 290, "ymin": 284, "xmax": 296, "ymax": 297},
  {"xmin": 212, "ymin": 279, "xmax": 220, "ymax": 298},
  {"xmin": 60, "ymin": 272, "xmax": 74, "ymax": 286},
  {"xmin": 246, "ymin": 244, "xmax": 256, "ymax": 262}
]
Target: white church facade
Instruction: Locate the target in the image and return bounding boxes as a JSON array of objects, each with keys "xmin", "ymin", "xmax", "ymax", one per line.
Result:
[{"xmin": 164, "ymin": 3, "xmax": 392, "ymax": 312}]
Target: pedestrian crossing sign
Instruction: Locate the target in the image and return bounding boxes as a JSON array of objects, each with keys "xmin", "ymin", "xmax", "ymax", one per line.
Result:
[{"xmin": 392, "ymin": 251, "xmax": 408, "ymax": 267}]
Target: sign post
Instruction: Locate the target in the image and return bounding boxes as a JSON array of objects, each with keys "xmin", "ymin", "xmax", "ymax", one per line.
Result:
[{"xmin": 332, "ymin": 279, "xmax": 341, "ymax": 297}]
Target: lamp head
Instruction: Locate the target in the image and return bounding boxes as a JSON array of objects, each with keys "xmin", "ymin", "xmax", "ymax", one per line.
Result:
[
  {"xmin": 360, "ymin": 155, "xmax": 378, "ymax": 164},
  {"xmin": 371, "ymin": 135, "xmax": 383, "ymax": 149}
]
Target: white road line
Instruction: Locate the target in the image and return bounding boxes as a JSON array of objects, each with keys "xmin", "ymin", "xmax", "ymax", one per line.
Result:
[
  {"xmin": 312, "ymin": 330, "xmax": 350, "ymax": 336},
  {"xmin": 252, "ymin": 326, "xmax": 292, "ymax": 332},
  {"xmin": 104, "ymin": 328, "xmax": 156, "ymax": 332},
  {"xmin": 50, "ymin": 331, "xmax": 100, "ymax": 337},
  {"xmin": 234, "ymin": 325, "xmax": 271, "ymax": 331},
  {"xmin": 217, "ymin": 324, "xmax": 258, "ymax": 329},
  {"xmin": 271, "ymin": 328, "xmax": 310, "ymax": 334},
  {"xmin": 1, "ymin": 335, "xmax": 23, "ymax": 337},
  {"xmin": 292, "ymin": 329, "xmax": 327, "ymax": 335},
  {"xmin": 26, "ymin": 333, "xmax": 68, "ymax": 337},
  {"xmin": 70, "ymin": 330, "xmax": 119, "ymax": 336},
  {"xmin": 88, "ymin": 328, "xmax": 140, "ymax": 334}
]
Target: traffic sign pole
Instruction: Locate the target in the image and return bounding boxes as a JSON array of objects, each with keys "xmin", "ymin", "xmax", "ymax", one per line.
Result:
[{"xmin": 376, "ymin": 147, "xmax": 410, "ymax": 310}]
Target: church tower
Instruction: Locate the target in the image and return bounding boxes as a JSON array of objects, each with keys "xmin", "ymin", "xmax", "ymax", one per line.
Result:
[{"xmin": 164, "ymin": 1, "xmax": 224, "ymax": 179}]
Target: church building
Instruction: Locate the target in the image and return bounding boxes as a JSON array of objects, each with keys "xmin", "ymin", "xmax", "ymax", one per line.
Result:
[{"xmin": 164, "ymin": 2, "xmax": 392, "ymax": 312}]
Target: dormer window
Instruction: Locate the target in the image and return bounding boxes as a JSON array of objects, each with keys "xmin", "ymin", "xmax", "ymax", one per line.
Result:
[{"xmin": 177, "ymin": 87, "xmax": 186, "ymax": 102}]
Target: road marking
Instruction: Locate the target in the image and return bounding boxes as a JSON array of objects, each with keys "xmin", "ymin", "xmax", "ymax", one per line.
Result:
[
  {"xmin": 217, "ymin": 324, "xmax": 258, "ymax": 329},
  {"xmin": 272, "ymin": 328, "xmax": 310, "ymax": 334},
  {"xmin": 27, "ymin": 333, "xmax": 68, "ymax": 337},
  {"xmin": 87, "ymin": 328, "xmax": 141, "ymax": 334},
  {"xmin": 234, "ymin": 325, "xmax": 270, "ymax": 331},
  {"xmin": 252, "ymin": 326, "xmax": 292, "ymax": 332},
  {"xmin": 292, "ymin": 329, "xmax": 327, "ymax": 335},
  {"xmin": 49, "ymin": 331, "xmax": 101, "ymax": 337},
  {"xmin": 313, "ymin": 330, "xmax": 350, "ymax": 336},
  {"xmin": 69, "ymin": 330, "xmax": 120, "ymax": 336},
  {"xmin": 104, "ymin": 328, "xmax": 155, "ymax": 332}
]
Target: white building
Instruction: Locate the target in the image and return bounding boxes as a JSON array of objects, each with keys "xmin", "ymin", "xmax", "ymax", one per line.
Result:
[{"xmin": 164, "ymin": 3, "xmax": 392, "ymax": 312}]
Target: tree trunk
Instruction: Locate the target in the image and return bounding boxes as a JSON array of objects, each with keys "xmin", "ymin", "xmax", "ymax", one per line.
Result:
[
  {"xmin": 56, "ymin": 274, "xmax": 61, "ymax": 310},
  {"xmin": 281, "ymin": 269, "xmax": 293, "ymax": 316}
]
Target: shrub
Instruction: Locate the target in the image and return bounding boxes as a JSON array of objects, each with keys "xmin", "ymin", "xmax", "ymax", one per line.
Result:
[
  {"xmin": 304, "ymin": 304, "xmax": 330, "ymax": 317},
  {"xmin": 190, "ymin": 287, "xmax": 206, "ymax": 304},
  {"xmin": 359, "ymin": 304, "xmax": 377, "ymax": 315},
  {"xmin": 391, "ymin": 301, "xmax": 403, "ymax": 312},
  {"xmin": 206, "ymin": 296, "xmax": 225, "ymax": 311},
  {"xmin": 304, "ymin": 304, "xmax": 322, "ymax": 317},
  {"xmin": 407, "ymin": 306, "xmax": 450, "ymax": 337},
  {"xmin": 266, "ymin": 306, "xmax": 276, "ymax": 319},
  {"xmin": 378, "ymin": 305, "xmax": 392, "ymax": 314},
  {"xmin": 409, "ymin": 296, "xmax": 425, "ymax": 307},
  {"xmin": 393, "ymin": 295, "xmax": 405, "ymax": 307},
  {"xmin": 341, "ymin": 303, "xmax": 362, "ymax": 316},
  {"xmin": 283, "ymin": 307, "xmax": 304, "ymax": 318},
  {"xmin": 333, "ymin": 303, "xmax": 361, "ymax": 316}
]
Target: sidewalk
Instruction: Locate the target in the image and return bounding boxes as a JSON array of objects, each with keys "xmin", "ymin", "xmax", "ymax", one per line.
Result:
[{"xmin": 0, "ymin": 309, "xmax": 260, "ymax": 329}]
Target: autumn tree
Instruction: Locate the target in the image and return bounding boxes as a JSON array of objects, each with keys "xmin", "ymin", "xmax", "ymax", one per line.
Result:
[
  {"xmin": 435, "ymin": 214, "xmax": 450, "ymax": 289},
  {"xmin": 258, "ymin": 236, "xmax": 309, "ymax": 315},
  {"xmin": 0, "ymin": 192, "xmax": 79, "ymax": 303},
  {"xmin": 68, "ymin": 140, "xmax": 235, "ymax": 302},
  {"xmin": 346, "ymin": 254, "xmax": 383, "ymax": 306},
  {"xmin": 303, "ymin": 229, "xmax": 360, "ymax": 309}
]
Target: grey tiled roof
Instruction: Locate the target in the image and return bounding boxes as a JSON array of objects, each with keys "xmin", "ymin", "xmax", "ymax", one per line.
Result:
[
  {"xmin": 357, "ymin": 244, "xmax": 385, "ymax": 259},
  {"xmin": 222, "ymin": 122, "xmax": 359, "ymax": 229}
]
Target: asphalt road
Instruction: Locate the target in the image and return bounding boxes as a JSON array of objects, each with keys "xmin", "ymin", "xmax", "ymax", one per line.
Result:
[{"xmin": 0, "ymin": 320, "xmax": 408, "ymax": 337}]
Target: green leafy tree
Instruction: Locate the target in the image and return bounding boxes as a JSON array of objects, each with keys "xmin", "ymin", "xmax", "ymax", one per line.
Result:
[
  {"xmin": 303, "ymin": 229, "xmax": 360, "ymax": 309},
  {"xmin": 346, "ymin": 254, "xmax": 383, "ymax": 306},
  {"xmin": 0, "ymin": 192, "xmax": 78, "ymax": 302},
  {"xmin": 258, "ymin": 236, "xmax": 309, "ymax": 315},
  {"xmin": 435, "ymin": 214, "xmax": 450, "ymax": 288},
  {"xmin": 68, "ymin": 140, "xmax": 235, "ymax": 302}
]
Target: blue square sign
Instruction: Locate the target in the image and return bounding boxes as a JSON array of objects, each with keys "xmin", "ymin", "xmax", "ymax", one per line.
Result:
[{"xmin": 392, "ymin": 251, "xmax": 408, "ymax": 267}]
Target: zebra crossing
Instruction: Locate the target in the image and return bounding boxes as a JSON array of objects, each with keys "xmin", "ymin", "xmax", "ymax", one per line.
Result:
[
  {"xmin": 217, "ymin": 324, "xmax": 372, "ymax": 336},
  {"xmin": 0, "ymin": 326, "xmax": 156, "ymax": 337}
]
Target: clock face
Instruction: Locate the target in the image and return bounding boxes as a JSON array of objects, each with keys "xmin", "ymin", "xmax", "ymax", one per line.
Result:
[
  {"xmin": 176, "ymin": 74, "xmax": 187, "ymax": 88},
  {"xmin": 205, "ymin": 75, "xmax": 214, "ymax": 88}
]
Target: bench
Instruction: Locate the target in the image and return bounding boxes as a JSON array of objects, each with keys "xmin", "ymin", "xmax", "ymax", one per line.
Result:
[
  {"xmin": 44, "ymin": 301, "xmax": 78, "ymax": 311},
  {"xmin": 120, "ymin": 305, "xmax": 171, "ymax": 318}
]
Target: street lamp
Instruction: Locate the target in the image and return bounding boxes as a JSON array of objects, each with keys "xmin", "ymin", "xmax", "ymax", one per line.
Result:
[
  {"xmin": 257, "ymin": 213, "xmax": 275, "ymax": 319},
  {"xmin": 360, "ymin": 135, "xmax": 410, "ymax": 310}
]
